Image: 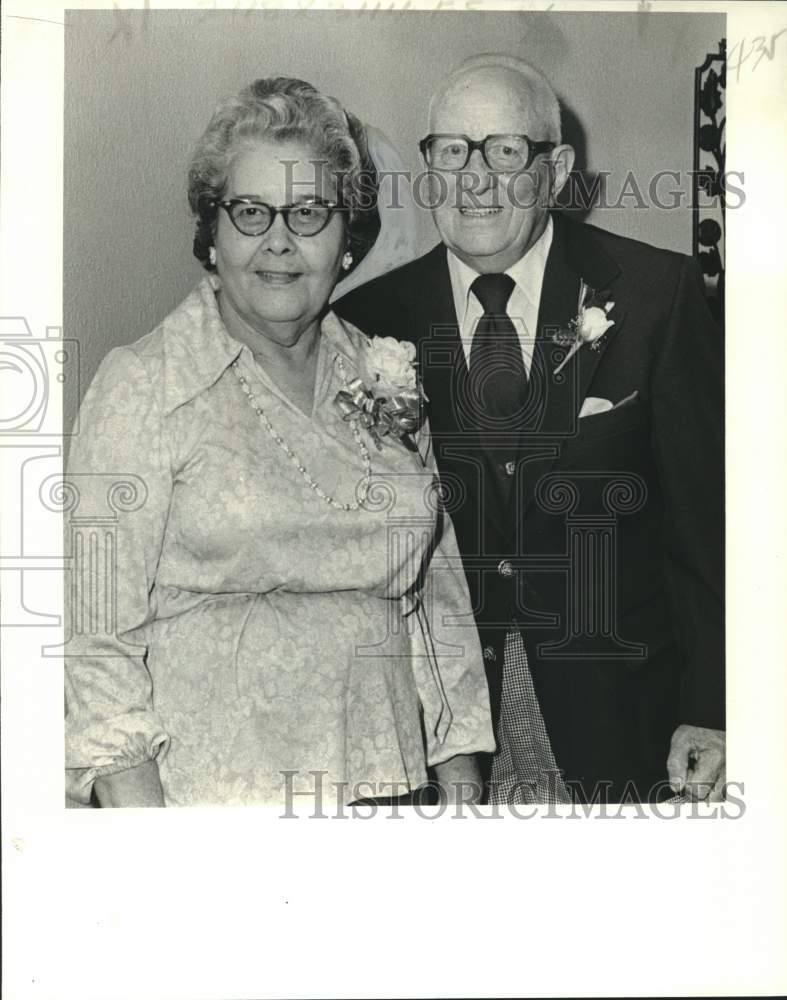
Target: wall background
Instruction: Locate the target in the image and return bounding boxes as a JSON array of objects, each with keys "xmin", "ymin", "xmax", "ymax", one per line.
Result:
[{"xmin": 64, "ymin": 8, "xmax": 724, "ymax": 429}]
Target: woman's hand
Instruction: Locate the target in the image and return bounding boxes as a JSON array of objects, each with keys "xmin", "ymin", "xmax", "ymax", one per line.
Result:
[
  {"xmin": 93, "ymin": 759, "xmax": 166, "ymax": 808},
  {"xmin": 432, "ymin": 753, "xmax": 483, "ymax": 804}
]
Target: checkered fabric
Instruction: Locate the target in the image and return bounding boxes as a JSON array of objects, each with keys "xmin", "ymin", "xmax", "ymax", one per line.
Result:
[
  {"xmin": 488, "ymin": 627, "xmax": 572, "ymax": 805},
  {"xmin": 488, "ymin": 628, "xmax": 692, "ymax": 806}
]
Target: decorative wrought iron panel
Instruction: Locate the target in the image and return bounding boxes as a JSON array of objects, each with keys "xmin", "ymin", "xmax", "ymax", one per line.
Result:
[{"xmin": 693, "ymin": 38, "xmax": 726, "ymax": 327}]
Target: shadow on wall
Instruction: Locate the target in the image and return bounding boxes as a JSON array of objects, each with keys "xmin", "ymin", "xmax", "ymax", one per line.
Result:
[
  {"xmin": 508, "ymin": 9, "xmax": 598, "ymax": 222},
  {"xmin": 556, "ymin": 101, "xmax": 598, "ymax": 223}
]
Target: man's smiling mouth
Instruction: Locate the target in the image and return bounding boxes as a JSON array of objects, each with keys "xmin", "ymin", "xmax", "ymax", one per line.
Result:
[{"xmin": 459, "ymin": 206, "xmax": 503, "ymax": 217}]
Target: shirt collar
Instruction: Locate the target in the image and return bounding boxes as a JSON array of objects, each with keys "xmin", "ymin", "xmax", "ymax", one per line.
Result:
[
  {"xmin": 446, "ymin": 215, "xmax": 554, "ymax": 324},
  {"xmin": 158, "ymin": 275, "xmax": 358, "ymax": 416},
  {"xmin": 159, "ymin": 275, "xmax": 243, "ymax": 415}
]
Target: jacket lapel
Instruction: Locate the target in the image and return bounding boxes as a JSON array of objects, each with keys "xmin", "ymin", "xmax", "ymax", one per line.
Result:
[
  {"xmin": 515, "ymin": 214, "xmax": 623, "ymax": 526},
  {"xmin": 409, "ymin": 245, "xmax": 467, "ymax": 440}
]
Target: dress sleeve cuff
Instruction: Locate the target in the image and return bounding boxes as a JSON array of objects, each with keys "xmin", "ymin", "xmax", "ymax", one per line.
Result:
[{"xmin": 65, "ymin": 712, "xmax": 170, "ymax": 806}]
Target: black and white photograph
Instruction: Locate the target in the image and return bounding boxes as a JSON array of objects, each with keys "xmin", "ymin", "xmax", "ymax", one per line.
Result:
[
  {"xmin": 61, "ymin": 5, "xmax": 729, "ymax": 810},
  {"xmin": 2, "ymin": 1, "xmax": 786, "ymax": 997}
]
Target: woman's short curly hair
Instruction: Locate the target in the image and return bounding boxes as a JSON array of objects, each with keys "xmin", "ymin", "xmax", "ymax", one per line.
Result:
[{"xmin": 188, "ymin": 77, "xmax": 380, "ymax": 274}]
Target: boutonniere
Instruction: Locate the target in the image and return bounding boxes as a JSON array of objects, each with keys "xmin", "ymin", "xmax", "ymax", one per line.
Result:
[
  {"xmin": 552, "ymin": 279, "xmax": 615, "ymax": 374},
  {"xmin": 334, "ymin": 336, "xmax": 426, "ymax": 452}
]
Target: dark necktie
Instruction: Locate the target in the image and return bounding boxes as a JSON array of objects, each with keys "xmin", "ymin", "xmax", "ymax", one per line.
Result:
[{"xmin": 468, "ymin": 273, "xmax": 528, "ymax": 431}]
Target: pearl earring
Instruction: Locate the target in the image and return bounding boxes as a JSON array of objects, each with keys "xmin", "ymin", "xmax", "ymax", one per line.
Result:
[
  {"xmin": 341, "ymin": 251, "xmax": 353, "ymax": 271},
  {"xmin": 209, "ymin": 246, "xmax": 217, "ymax": 267}
]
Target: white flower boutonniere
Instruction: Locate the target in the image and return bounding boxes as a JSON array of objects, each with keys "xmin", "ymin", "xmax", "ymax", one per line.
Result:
[
  {"xmin": 553, "ymin": 280, "xmax": 615, "ymax": 374},
  {"xmin": 335, "ymin": 336, "xmax": 426, "ymax": 452}
]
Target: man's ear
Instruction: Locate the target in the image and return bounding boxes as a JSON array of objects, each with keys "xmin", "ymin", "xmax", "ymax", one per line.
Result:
[{"xmin": 549, "ymin": 144, "xmax": 576, "ymax": 199}]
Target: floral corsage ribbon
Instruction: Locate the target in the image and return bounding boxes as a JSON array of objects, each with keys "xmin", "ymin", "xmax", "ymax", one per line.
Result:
[
  {"xmin": 335, "ymin": 336, "xmax": 426, "ymax": 453},
  {"xmin": 553, "ymin": 279, "xmax": 615, "ymax": 374}
]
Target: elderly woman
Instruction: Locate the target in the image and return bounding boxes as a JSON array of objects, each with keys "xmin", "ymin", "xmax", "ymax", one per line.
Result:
[{"xmin": 65, "ymin": 77, "xmax": 495, "ymax": 807}]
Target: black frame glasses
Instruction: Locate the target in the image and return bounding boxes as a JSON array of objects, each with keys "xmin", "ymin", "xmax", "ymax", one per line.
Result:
[
  {"xmin": 418, "ymin": 133, "xmax": 556, "ymax": 173},
  {"xmin": 212, "ymin": 197, "xmax": 342, "ymax": 237}
]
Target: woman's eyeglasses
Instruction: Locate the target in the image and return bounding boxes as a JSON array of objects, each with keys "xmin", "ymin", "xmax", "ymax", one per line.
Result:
[
  {"xmin": 419, "ymin": 133, "xmax": 555, "ymax": 173},
  {"xmin": 212, "ymin": 198, "xmax": 342, "ymax": 237}
]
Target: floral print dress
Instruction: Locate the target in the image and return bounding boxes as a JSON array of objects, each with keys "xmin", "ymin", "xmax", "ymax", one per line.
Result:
[{"xmin": 65, "ymin": 276, "xmax": 495, "ymax": 806}]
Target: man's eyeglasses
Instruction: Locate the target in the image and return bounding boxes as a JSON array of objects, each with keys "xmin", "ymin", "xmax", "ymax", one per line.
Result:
[
  {"xmin": 212, "ymin": 198, "xmax": 341, "ymax": 237},
  {"xmin": 419, "ymin": 134, "xmax": 555, "ymax": 173}
]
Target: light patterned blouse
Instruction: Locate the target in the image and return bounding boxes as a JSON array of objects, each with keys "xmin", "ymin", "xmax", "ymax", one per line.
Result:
[{"xmin": 65, "ymin": 276, "xmax": 495, "ymax": 806}]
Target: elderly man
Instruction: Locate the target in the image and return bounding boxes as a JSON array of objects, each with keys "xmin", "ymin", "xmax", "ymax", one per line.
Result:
[{"xmin": 335, "ymin": 55, "xmax": 725, "ymax": 805}]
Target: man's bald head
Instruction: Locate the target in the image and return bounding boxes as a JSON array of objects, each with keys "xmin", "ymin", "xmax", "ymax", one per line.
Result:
[
  {"xmin": 428, "ymin": 55, "xmax": 562, "ymax": 144},
  {"xmin": 422, "ymin": 53, "xmax": 573, "ymax": 273}
]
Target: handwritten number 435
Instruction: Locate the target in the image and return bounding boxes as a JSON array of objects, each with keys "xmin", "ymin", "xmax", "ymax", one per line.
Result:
[{"xmin": 728, "ymin": 29, "xmax": 786, "ymax": 81}]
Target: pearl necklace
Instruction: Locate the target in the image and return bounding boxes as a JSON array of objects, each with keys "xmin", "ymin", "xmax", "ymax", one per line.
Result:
[{"xmin": 231, "ymin": 355, "xmax": 372, "ymax": 511}]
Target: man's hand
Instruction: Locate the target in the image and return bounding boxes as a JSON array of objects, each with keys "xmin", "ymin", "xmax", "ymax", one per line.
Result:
[{"xmin": 667, "ymin": 724, "xmax": 726, "ymax": 802}]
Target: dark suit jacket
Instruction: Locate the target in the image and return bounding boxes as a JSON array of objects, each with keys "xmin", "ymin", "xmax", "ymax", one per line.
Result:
[{"xmin": 334, "ymin": 212, "xmax": 724, "ymax": 799}]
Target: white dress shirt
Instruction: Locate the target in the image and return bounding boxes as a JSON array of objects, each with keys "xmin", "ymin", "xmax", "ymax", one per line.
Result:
[{"xmin": 446, "ymin": 216, "xmax": 554, "ymax": 377}]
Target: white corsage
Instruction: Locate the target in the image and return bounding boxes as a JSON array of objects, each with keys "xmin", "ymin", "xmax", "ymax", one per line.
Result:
[
  {"xmin": 553, "ymin": 280, "xmax": 615, "ymax": 374},
  {"xmin": 363, "ymin": 336, "xmax": 418, "ymax": 393},
  {"xmin": 335, "ymin": 336, "xmax": 426, "ymax": 452}
]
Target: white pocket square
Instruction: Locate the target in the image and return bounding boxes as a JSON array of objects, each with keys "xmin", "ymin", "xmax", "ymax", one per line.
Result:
[{"xmin": 579, "ymin": 390, "xmax": 639, "ymax": 419}]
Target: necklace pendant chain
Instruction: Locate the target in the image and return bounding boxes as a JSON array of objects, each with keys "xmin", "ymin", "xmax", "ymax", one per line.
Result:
[{"xmin": 231, "ymin": 356, "xmax": 372, "ymax": 512}]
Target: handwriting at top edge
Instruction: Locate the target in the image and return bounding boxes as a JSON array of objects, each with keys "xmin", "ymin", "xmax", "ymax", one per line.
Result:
[
  {"xmin": 727, "ymin": 29, "xmax": 787, "ymax": 81},
  {"xmin": 96, "ymin": 6, "xmax": 781, "ymax": 57},
  {"xmin": 103, "ymin": 0, "xmax": 553, "ymax": 24}
]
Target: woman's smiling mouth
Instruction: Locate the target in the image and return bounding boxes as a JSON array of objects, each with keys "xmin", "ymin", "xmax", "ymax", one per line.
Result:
[{"xmin": 254, "ymin": 270, "xmax": 301, "ymax": 284}]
